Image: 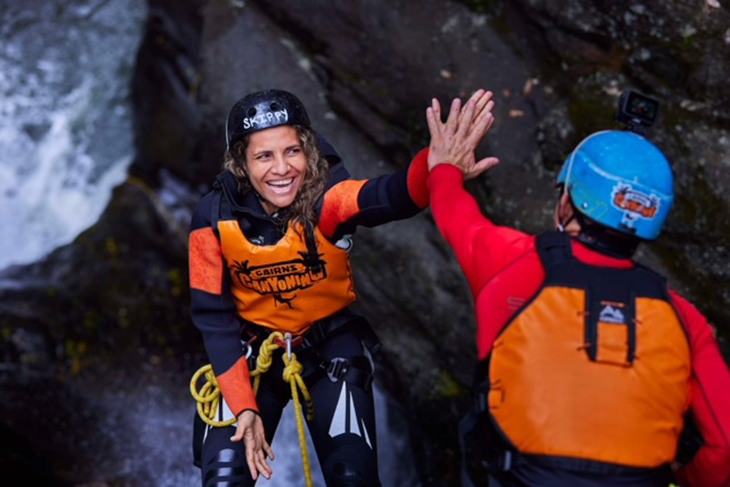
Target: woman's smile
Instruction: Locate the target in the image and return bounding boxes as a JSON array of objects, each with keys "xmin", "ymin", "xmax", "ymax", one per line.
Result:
[{"xmin": 245, "ymin": 125, "xmax": 307, "ymax": 215}]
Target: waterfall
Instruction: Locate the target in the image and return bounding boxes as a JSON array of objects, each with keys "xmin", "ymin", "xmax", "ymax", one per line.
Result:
[
  {"xmin": 0, "ymin": 0, "xmax": 146, "ymax": 270},
  {"xmin": 109, "ymin": 379, "xmax": 420, "ymax": 486}
]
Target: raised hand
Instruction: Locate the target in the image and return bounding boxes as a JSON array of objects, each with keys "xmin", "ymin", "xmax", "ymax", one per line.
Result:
[
  {"xmin": 231, "ymin": 410, "xmax": 275, "ymax": 480},
  {"xmin": 426, "ymin": 89, "xmax": 499, "ymax": 180}
]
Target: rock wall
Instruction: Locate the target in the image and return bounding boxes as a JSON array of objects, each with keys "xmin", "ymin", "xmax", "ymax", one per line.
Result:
[{"xmin": 1, "ymin": 0, "xmax": 728, "ymax": 485}]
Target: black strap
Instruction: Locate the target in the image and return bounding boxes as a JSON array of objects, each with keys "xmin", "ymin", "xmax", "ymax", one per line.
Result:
[
  {"xmin": 459, "ymin": 406, "xmax": 526, "ymax": 487},
  {"xmin": 300, "ymin": 312, "xmax": 382, "ymax": 356},
  {"xmin": 212, "ymin": 179, "xmax": 254, "ymax": 238},
  {"xmin": 241, "ymin": 310, "xmax": 382, "ymax": 358},
  {"xmin": 535, "ymin": 230, "xmax": 573, "ymax": 268},
  {"xmin": 324, "ymin": 355, "xmax": 374, "ymax": 390},
  {"xmin": 459, "ymin": 408, "xmax": 481, "ymax": 487}
]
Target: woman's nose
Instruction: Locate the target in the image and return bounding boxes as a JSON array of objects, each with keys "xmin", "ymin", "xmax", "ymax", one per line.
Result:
[{"xmin": 271, "ymin": 153, "xmax": 289, "ymax": 174}]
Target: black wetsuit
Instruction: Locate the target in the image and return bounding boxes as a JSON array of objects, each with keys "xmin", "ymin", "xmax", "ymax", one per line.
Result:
[{"xmin": 189, "ymin": 140, "xmax": 430, "ymax": 487}]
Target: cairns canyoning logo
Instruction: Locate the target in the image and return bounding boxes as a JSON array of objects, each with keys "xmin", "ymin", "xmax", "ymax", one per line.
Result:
[
  {"xmin": 611, "ymin": 183, "xmax": 660, "ymax": 229},
  {"xmin": 230, "ymin": 250, "xmax": 326, "ymax": 307}
]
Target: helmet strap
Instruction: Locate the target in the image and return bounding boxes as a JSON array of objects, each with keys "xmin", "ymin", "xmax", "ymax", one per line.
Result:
[
  {"xmin": 572, "ymin": 209, "xmax": 639, "ymax": 259},
  {"xmin": 557, "ymin": 213, "xmax": 576, "ymax": 233}
]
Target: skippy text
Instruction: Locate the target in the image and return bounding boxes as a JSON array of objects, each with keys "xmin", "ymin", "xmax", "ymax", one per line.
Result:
[{"xmin": 242, "ymin": 109, "xmax": 289, "ymax": 129}]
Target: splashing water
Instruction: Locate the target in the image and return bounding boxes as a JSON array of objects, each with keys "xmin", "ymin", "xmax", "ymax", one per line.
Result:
[{"xmin": 0, "ymin": 0, "xmax": 146, "ymax": 270}]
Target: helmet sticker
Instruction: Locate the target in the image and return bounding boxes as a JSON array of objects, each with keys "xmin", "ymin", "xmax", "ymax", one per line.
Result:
[
  {"xmin": 611, "ymin": 183, "xmax": 660, "ymax": 229},
  {"xmin": 242, "ymin": 108, "xmax": 289, "ymax": 130}
]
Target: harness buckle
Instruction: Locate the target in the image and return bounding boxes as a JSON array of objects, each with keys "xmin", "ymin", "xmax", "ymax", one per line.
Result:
[
  {"xmin": 241, "ymin": 341, "xmax": 253, "ymax": 360},
  {"xmin": 273, "ymin": 333, "xmax": 304, "ymax": 352},
  {"xmin": 285, "ymin": 332, "xmax": 293, "ymax": 361},
  {"xmin": 326, "ymin": 358, "xmax": 349, "ymax": 383},
  {"xmin": 500, "ymin": 451, "xmax": 512, "ymax": 471}
]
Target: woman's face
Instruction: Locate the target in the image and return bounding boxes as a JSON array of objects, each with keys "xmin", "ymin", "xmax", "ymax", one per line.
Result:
[{"xmin": 244, "ymin": 125, "xmax": 308, "ymax": 215}]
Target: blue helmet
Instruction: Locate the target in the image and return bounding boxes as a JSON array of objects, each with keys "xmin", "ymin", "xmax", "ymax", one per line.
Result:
[{"xmin": 556, "ymin": 130, "xmax": 674, "ymax": 241}]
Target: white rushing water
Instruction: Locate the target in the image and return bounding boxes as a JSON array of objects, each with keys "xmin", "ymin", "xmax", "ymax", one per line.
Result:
[
  {"xmin": 101, "ymin": 373, "xmax": 420, "ymax": 487},
  {"xmin": 0, "ymin": 0, "xmax": 147, "ymax": 270}
]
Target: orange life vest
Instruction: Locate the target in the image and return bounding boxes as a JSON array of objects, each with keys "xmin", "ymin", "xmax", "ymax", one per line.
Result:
[
  {"xmin": 218, "ymin": 219, "xmax": 356, "ymax": 335},
  {"xmin": 485, "ymin": 232, "xmax": 691, "ymax": 469}
]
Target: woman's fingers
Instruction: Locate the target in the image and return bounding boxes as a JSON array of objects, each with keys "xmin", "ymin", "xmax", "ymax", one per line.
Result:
[
  {"xmin": 255, "ymin": 445, "xmax": 272, "ymax": 479},
  {"xmin": 230, "ymin": 423, "xmax": 244, "ymax": 442},
  {"xmin": 465, "ymin": 156, "xmax": 500, "ymax": 181},
  {"xmin": 467, "ymin": 89, "xmax": 486, "ymax": 106},
  {"xmin": 426, "ymin": 106, "xmax": 439, "ymax": 137},
  {"xmin": 244, "ymin": 435, "xmax": 273, "ymax": 480},
  {"xmin": 444, "ymin": 97, "xmax": 462, "ymax": 135},
  {"xmin": 467, "ymin": 111, "xmax": 494, "ymax": 148},
  {"xmin": 245, "ymin": 442, "xmax": 260, "ymax": 480},
  {"xmin": 473, "ymin": 90, "xmax": 493, "ymax": 119},
  {"xmin": 432, "ymin": 97, "xmax": 442, "ymax": 122},
  {"xmin": 457, "ymin": 99, "xmax": 477, "ymax": 139},
  {"xmin": 263, "ymin": 440, "xmax": 275, "ymax": 461}
]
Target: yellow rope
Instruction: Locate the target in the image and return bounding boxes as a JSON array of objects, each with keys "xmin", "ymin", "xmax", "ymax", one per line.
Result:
[
  {"xmin": 282, "ymin": 346, "xmax": 315, "ymax": 487},
  {"xmin": 190, "ymin": 331, "xmax": 315, "ymax": 487},
  {"xmin": 189, "ymin": 364, "xmax": 235, "ymax": 427}
]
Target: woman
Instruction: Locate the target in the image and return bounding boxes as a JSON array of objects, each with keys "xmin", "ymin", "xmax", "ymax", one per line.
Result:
[{"xmin": 188, "ymin": 88, "xmax": 436, "ymax": 487}]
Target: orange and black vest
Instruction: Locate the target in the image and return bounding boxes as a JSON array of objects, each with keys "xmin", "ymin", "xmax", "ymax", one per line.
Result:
[
  {"xmin": 218, "ymin": 218, "xmax": 356, "ymax": 335},
  {"xmin": 473, "ymin": 231, "xmax": 692, "ymax": 474}
]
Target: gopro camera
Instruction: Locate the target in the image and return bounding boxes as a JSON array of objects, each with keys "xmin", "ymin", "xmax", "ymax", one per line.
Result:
[{"xmin": 614, "ymin": 91, "xmax": 659, "ymax": 134}]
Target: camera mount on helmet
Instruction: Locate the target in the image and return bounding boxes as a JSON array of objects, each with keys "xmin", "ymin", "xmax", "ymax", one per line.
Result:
[{"xmin": 614, "ymin": 91, "xmax": 659, "ymax": 135}]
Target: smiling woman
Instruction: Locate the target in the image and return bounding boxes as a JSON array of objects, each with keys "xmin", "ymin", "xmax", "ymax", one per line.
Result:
[
  {"xmin": 242, "ymin": 126, "xmax": 308, "ymax": 215},
  {"xmin": 187, "ymin": 89, "xmax": 440, "ymax": 487}
]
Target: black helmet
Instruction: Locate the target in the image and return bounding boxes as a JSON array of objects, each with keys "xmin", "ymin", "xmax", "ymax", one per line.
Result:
[{"xmin": 225, "ymin": 89, "xmax": 311, "ymax": 149}]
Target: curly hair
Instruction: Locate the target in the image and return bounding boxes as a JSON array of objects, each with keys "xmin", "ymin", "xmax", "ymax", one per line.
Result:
[{"xmin": 223, "ymin": 125, "xmax": 329, "ymax": 236}]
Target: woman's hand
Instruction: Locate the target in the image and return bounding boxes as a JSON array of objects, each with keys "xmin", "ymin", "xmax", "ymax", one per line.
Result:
[
  {"xmin": 426, "ymin": 89, "xmax": 499, "ymax": 180},
  {"xmin": 231, "ymin": 410, "xmax": 275, "ymax": 481}
]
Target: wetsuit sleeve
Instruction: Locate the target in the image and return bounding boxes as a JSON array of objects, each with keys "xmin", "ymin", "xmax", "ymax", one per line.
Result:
[
  {"xmin": 671, "ymin": 292, "xmax": 730, "ymax": 487},
  {"xmin": 318, "ymin": 148, "xmax": 429, "ymax": 241},
  {"xmin": 427, "ymin": 163, "xmax": 533, "ymax": 294},
  {"xmin": 189, "ymin": 192, "xmax": 258, "ymax": 417}
]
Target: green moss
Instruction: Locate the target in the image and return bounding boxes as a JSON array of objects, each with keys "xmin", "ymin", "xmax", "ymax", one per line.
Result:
[
  {"xmin": 432, "ymin": 370, "xmax": 467, "ymax": 399},
  {"xmin": 458, "ymin": 0, "xmax": 503, "ymax": 15},
  {"xmin": 82, "ymin": 310, "xmax": 100, "ymax": 330},
  {"xmin": 567, "ymin": 88, "xmax": 618, "ymax": 139},
  {"xmin": 168, "ymin": 267, "xmax": 185, "ymax": 297},
  {"xmin": 64, "ymin": 339, "xmax": 89, "ymax": 375},
  {"xmin": 105, "ymin": 237, "xmax": 119, "ymax": 258},
  {"xmin": 652, "ymin": 171, "xmax": 730, "ymax": 343}
]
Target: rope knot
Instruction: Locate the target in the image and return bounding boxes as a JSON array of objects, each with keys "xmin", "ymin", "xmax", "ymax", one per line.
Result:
[
  {"xmin": 282, "ymin": 353, "xmax": 304, "ymax": 382},
  {"xmin": 190, "ymin": 329, "xmax": 315, "ymax": 487}
]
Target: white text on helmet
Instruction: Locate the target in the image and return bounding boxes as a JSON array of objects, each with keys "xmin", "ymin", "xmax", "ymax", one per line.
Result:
[{"xmin": 242, "ymin": 109, "xmax": 289, "ymax": 130}]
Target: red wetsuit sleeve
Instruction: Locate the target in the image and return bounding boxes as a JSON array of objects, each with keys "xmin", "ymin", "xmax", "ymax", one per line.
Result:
[
  {"xmin": 427, "ymin": 163, "xmax": 533, "ymax": 294},
  {"xmin": 406, "ymin": 148, "xmax": 430, "ymax": 209},
  {"xmin": 671, "ymin": 292, "xmax": 730, "ymax": 487},
  {"xmin": 189, "ymin": 194, "xmax": 258, "ymax": 416}
]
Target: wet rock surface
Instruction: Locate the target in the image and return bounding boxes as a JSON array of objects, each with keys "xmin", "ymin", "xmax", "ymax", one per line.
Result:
[{"xmin": 1, "ymin": 0, "xmax": 729, "ymax": 485}]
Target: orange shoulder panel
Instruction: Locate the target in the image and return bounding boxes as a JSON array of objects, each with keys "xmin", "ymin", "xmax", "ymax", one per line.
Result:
[
  {"xmin": 189, "ymin": 227, "xmax": 224, "ymax": 295},
  {"xmin": 216, "ymin": 356, "xmax": 259, "ymax": 416},
  {"xmin": 319, "ymin": 180, "xmax": 367, "ymax": 239}
]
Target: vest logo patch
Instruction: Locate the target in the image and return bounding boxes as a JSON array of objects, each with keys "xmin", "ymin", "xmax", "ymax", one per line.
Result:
[
  {"xmin": 611, "ymin": 183, "xmax": 660, "ymax": 229},
  {"xmin": 230, "ymin": 251, "xmax": 326, "ymax": 306},
  {"xmin": 598, "ymin": 302, "xmax": 626, "ymax": 324}
]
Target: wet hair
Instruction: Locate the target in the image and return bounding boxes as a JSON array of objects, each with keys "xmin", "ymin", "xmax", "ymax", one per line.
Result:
[{"xmin": 223, "ymin": 124, "xmax": 329, "ymax": 239}]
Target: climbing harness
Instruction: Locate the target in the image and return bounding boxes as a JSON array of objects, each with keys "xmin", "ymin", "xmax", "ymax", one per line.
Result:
[{"xmin": 190, "ymin": 331, "xmax": 315, "ymax": 487}]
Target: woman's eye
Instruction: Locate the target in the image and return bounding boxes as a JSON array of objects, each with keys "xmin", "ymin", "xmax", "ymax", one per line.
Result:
[{"xmin": 288, "ymin": 147, "xmax": 302, "ymax": 155}]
